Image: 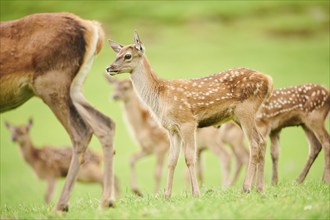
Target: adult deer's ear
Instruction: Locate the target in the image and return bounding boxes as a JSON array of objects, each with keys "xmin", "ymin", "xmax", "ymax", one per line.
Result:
[
  {"xmin": 108, "ymin": 39, "xmax": 123, "ymax": 53},
  {"xmin": 134, "ymin": 32, "xmax": 145, "ymax": 53}
]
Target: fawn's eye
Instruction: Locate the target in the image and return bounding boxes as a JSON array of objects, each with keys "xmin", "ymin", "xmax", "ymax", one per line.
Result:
[{"xmin": 124, "ymin": 54, "xmax": 132, "ymax": 60}]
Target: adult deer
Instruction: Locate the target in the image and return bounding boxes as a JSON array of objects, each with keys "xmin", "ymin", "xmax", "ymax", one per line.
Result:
[
  {"xmin": 5, "ymin": 119, "xmax": 106, "ymax": 204},
  {"xmin": 256, "ymin": 83, "xmax": 330, "ymax": 184},
  {"xmin": 0, "ymin": 13, "xmax": 115, "ymax": 211},
  {"xmin": 106, "ymin": 32, "xmax": 273, "ymax": 197},
  {"xmin": 108, "ymin": 78, "xmax": 236, "ymax": 196}
]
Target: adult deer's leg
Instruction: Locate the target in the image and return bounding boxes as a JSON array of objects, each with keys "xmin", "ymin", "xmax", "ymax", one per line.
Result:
[
  {"xmin": 269, "ymin": 131, "xmax": 280, "ymax": 185},
  {"xmin": 165, "ymin": 131, "xmax": 182, "ymax": 199},
  {"xmin": 130, "ymin": 150, "xmax": 149, "ymax": 196},
  {"xmin": 71, "ymin": 95, "xmax": 116, "ymax": 208},
  {"xmin": 296, "ymin": 126, "xmax": 322, "ymax": 183},
  {"xmin": 181, "ymin": 123, "xmax": 200, "ymax": 197},
  {"xmin": 33, "ymin": 72, "xmax": 93, "ymax": 211}
]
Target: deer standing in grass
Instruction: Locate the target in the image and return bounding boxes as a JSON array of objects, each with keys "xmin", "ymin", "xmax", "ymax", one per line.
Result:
[
  {"xmin": 256, "ymin": 83, "xmax": 330, "ymax": 184},
  {"xmin": 0, "ymin": 13, "xmax": 116, "ymax": 211},
  {"xmin": 5, "ymin": 119, "xmax": 106, "ymax": 204},
  {"xmin": 108, "ymin": 78, "xmax": 247, "ymax": 195},
  {"xmin": 106, "ymin": 32, "xmax": 273, "ymax": 197}
]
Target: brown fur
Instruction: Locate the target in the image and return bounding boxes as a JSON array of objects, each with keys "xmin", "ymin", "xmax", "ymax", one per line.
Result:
[
  {"xmin": 5, "ymin": 119, "xmax": 103, "ymax": 203},
  {"xmin": 0, "ymin": 13, "xmax": 115, "ymax": 211},
  {"xmin": 108, "ymin": 78, "xmax": 248, "ymax": 194},
  {"xmin": 257, "ymin": 83, "xmax": 330, "ymax": 184},
  {"xmin": 107, "ymin": 33, "xmax": 273, "ymax": 196}
]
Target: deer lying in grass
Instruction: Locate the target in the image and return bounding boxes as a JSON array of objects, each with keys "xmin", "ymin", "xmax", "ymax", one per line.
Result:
[
  {"xmin": 5, "ymin": 119, "xmax": 105, "ymax": 203},
  {"xmin": 0, "ymin": 13, "xmax": 115, "ymax": 211},
  {"xmin": 106, "ymin": 32, "xmax": 273, "ymax": 196},
  {"xmin": 108, "ymin": 78, "xmax": 236, "ymax": 196},
  {"xmin": 256, "ymin": 83, "xmax": 330, "ymax": 184}
]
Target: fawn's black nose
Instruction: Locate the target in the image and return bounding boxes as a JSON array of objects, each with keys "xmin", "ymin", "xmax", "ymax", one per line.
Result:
[{"xmin": 106, "ymin": 67, "xmax": 111, "ymax": 73}]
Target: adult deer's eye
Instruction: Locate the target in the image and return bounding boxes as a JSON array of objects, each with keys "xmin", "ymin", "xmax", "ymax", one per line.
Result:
[{"xmin": 124, "ymin": 54, "xmax": 132, "ymax": 60}]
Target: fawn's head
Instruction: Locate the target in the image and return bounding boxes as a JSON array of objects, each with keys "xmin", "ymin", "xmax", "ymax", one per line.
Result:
[
  {"xmin": 5, "ymin": 119, "xmax": 33, "ymax": 144},
  {"xmin": 106, "ymin": 75, "xmax": 134, "ymax": 102},
  {"xmin": 106, "ymin": 32, "xmax": 145, "ymax": 76}
]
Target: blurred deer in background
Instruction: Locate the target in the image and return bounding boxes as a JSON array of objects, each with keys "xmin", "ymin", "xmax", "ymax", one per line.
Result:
[
  {"xmin": 0, "ymin": 13, "xmax": 115, "ymax": 211},
  {"xmin": 5, "ymin": 119, "xmax": 105, "ymax": 203},
  {"xmin": 197, "ymin": 123, "xmax": 249, "ymax": 186},
  {"xmin": 106, "ymin": 31, "xmax": 272, "ymax": 197},
  {"xmin": 108, "ymin": 78, "xmax": 237, "ymax": 195},
  {"xmin": 256, "ymin": 83, "xmax": 330, "ymax": 184}
]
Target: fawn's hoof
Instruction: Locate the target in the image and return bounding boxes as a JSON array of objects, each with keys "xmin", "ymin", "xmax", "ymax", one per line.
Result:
[
  {"xmin": 54, "ymin": 204, "xmax": 69, "ymax": 213},
  {"xmin": 164, "ymin": 192, "xmax": 171, "ymax": 199},
  {"xmin": 256, "ymin": 186, "xmax": 264, "ymax": 193},
  {"xmin": 132, "ymin": 189, "xmax": 143, "ymax": 197},
  {"xmin": 99, "ymin": 199, "xmax": 115, "ymax": 209},
  {"xmin": 108, "ymin": 200, "xmax": 115, "ymax": 208},
  {"xmin": 192, "ymin": 191, "xmax": 200, "ymax": 197},
  {"xmin": 242, "ymin": 186, "xmax": 251, "ymax": 193}
]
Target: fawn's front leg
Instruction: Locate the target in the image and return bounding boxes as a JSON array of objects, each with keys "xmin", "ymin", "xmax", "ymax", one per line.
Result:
[
  {"xmin": 45, "ymin": 178, "xmax": 56, "ymax": 204},
  {"xmin": 165, "ymin": 132, "xmax": 182, "ymax": 199}
]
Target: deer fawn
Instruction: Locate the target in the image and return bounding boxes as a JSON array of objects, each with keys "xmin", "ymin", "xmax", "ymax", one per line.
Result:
[
  {"xmin": 193, "ymin": 123, "xmax": 249, "ymax": 187},
  {"xmin": 5, "ymin": 119, "xmax": 106, "ymax": 203},
  {"xmin": 106, "ymin": 32, "xmax": 273, "ymax": 197},
  {"xmin": 256, "ymin": 83, "xmax": 330, "ymax": 184},
  {"xmin": 108, "ymin": 78, "xmax": 234, "ymax": 194},
  {"xmin": 0, "ymin": 13, "xmax": 115, "ymax": 211}
]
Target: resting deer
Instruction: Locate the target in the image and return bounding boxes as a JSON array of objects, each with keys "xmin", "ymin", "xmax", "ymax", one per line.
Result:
[
  {"xmin": 108, "ymin": 78, "xmax": 234, "ymax": 196},
  {"xmin": 0, "ymin": 13, "xmax": 115, "ymax": 211},
  {"xmin": 256, "ymin": 83, "xmax": 330, "ymax": 184},
  {"xmin": 5, "ymin": 119, "xmax": 106, "ymax": 203},
  {"xmin": 106, "ymin": 32, "xmax": 273, "ymax": 197}
]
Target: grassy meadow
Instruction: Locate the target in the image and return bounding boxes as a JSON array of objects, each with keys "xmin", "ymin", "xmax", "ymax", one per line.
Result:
[{"xmin": 0, "ymin": 1, "xmax": 329, "ymax": 219}]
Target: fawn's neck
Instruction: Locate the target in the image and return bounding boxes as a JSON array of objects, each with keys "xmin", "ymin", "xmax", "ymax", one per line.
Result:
[
  {"xmin": 130, "ymin": 56, "xmax": 163, "ymax": 116},
  {"xmin": 122, "ymin": 95, "xmax": 149, "ymax": 131},
  {"xmin": 18, "ymin": 138, "xmax": 38, "ymax": 165}
]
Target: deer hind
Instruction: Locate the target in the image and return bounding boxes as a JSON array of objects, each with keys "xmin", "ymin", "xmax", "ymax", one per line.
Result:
[
  {"xmin": 0, "ymin": 13, "xmax": 115, "ymax": 211},
  {"xmin": 107, "ymin": 78, "xmax": 248, "ymax": 195},
  {"xmin": 256, "ymin": 83, "xmax": 330, "ymax": 184},
  {"xmin": 106, "ymin": 32, "xmax": 273, "ymax": 197},
  {"xmin": 5, "ymin": 119, "xmax": 105, "ymax": 204}
]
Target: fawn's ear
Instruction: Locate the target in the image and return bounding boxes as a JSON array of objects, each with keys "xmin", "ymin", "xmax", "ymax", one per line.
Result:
[
  {"xmin": 27, "ymin": 118, "xmax": 33, "ymax": 130},
  {"xmin": 108, "ymin": 39, "xmax": 123, "ymax": 53},
  {"xmin": 105, "ymin": 73, "xmax": 117, "ymax": 84},
  {"xmin": 134, "ymin": 32, "xmax": 145, "ymax": 53},
  {"xmin": 4, "ymin": 121, "xmax": 12, "ymax": 130}
]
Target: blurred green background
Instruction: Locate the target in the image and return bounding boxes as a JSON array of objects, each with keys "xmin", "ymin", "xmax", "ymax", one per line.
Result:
[{"xmin": 0, "ymin": 0, "xmax": 329, "ymax": 209}]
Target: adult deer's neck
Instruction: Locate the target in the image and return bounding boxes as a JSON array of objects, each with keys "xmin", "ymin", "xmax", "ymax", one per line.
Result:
[{"xmin": 130, "ymin": 56, "xmax": 163, "ymax": 115}]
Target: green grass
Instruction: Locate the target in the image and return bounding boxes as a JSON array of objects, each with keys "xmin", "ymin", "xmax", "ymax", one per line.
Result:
[
  {"xmin": 1, "ymin": 181, "xmax": 329, "ymax": 219},
  {"xmin": 1, "ymin": 1, "xmax": 329, "ymax": 219}
]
